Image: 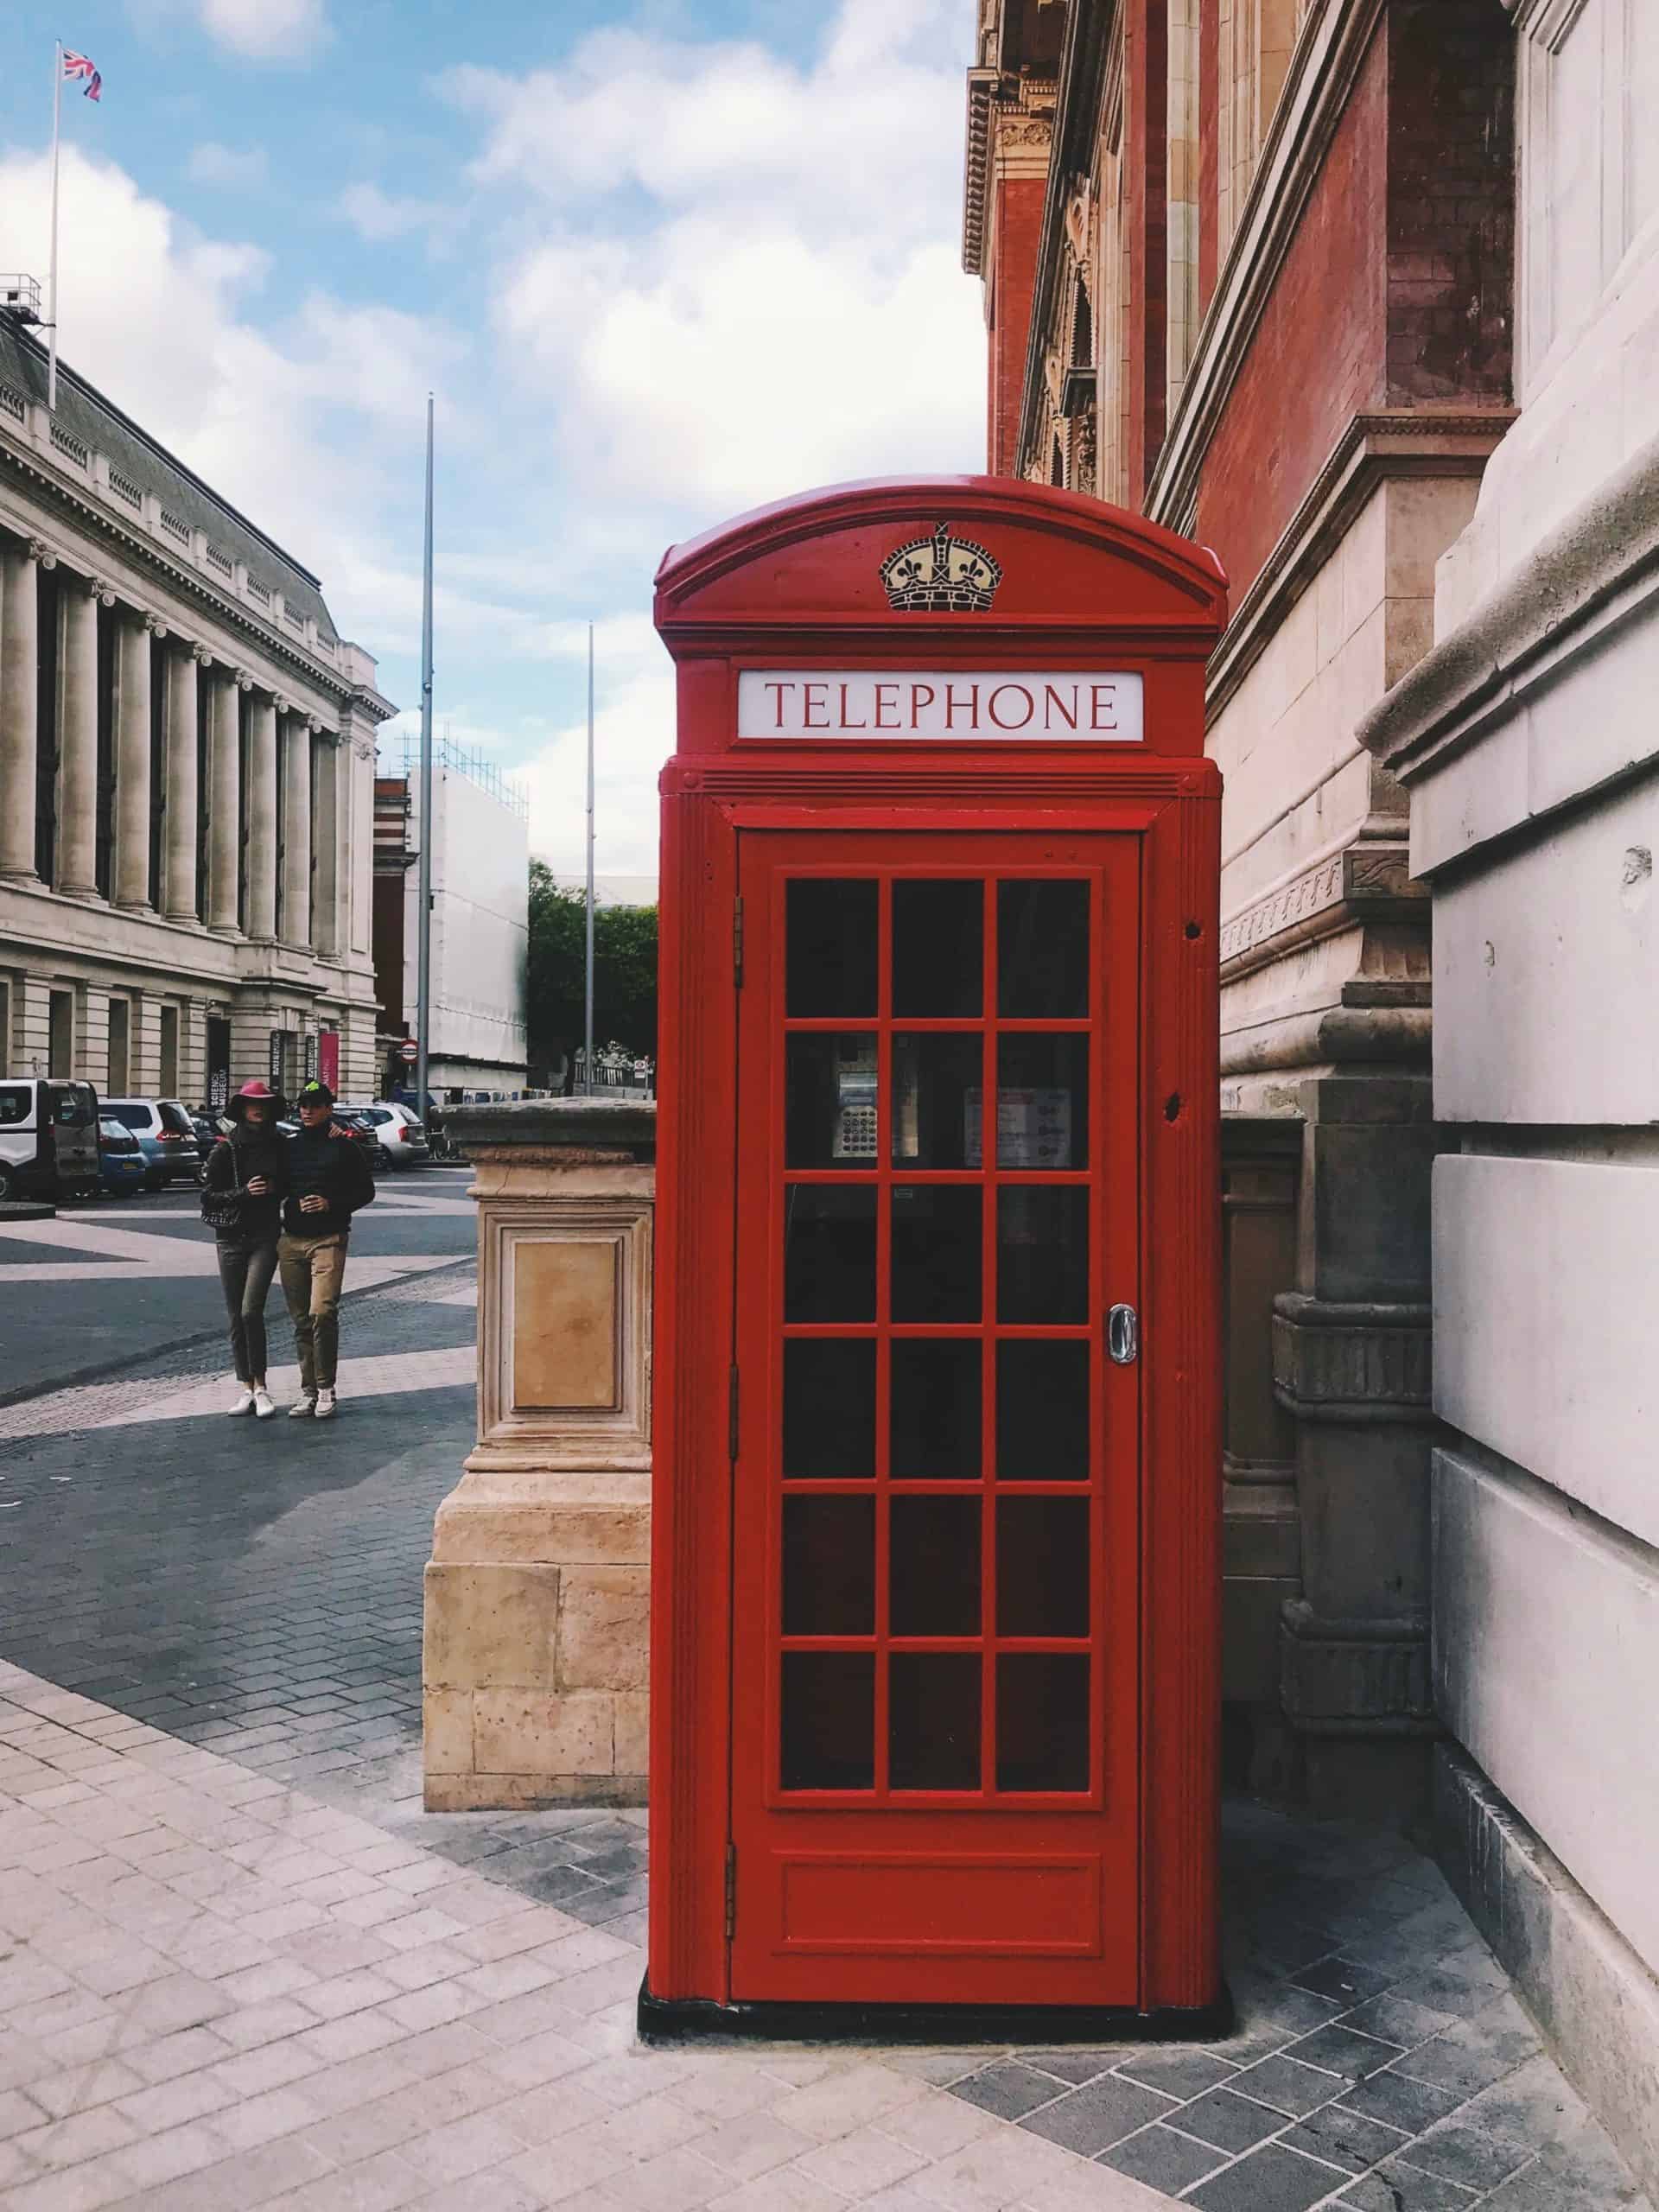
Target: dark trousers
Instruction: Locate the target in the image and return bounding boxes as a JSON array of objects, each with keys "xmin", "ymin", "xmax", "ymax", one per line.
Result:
[{"xmin": 217, "ymin": 1240, "xmax": 278, "ymax": 1383}]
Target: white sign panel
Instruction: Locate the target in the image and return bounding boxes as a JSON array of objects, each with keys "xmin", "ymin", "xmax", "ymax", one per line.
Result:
[{"xmin": 738, "ymin": 670, "xmax": 1143, "ymax": 742}]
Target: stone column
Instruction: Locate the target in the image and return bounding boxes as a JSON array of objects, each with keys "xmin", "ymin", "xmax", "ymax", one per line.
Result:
[
  {"xmin": 313, "ymin": 731, "xmax": 340, "ymax": 957},
  {"xmin": 281, "ymin": 711, "xmax": 313, "ymax": 950},
  {"xmin": 0, "ymin": 536, "xmax": 46, "ymax": 881},
  {"xmin": 56, "ymin": 573, "xmax": 106, "ymax": 899},
  {"xmin": 245, "ymin": 693, "xmax": 278, "ymax": 944},
  {"xmin": 162, "ymin": 645, "xmax": 201, "ymax": 922},
  {"xmin": 111, "ymin": 609, "xmax": 156, "ymax": 912},
  {"xmin": 423, "ymin": 1099, "xmax": 655, "ymax": 1812},
  {"xmin": 205, "ymin": 665, "xmax": 242, "ymax": 938}
]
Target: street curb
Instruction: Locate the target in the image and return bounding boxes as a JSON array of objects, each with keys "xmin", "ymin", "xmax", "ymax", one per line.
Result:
[{"xmin": 0, "ymin": 1255, "xmax": 476, "ymax": 1414}]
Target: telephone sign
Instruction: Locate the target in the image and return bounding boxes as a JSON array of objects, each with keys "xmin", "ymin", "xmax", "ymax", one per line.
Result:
[{"xmin": 645, "ymin": 478, "xmax": 1227, "ymax": 2040}]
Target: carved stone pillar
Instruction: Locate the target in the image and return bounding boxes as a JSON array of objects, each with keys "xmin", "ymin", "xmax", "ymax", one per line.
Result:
[
  {"xmin": 245, "ymin": 693, "xmax": 278, "ymax": 944},
  {"xmin": 281, "ymin": 710, "xmax": 313, "ymax": 950},
  {"xmin": 423, "ymin": 1099, "xmax": 655, "ymax": 1811},
  {"xmin": 56, "ymin": 574, "xmax": 106, "ymax": 899},
  {"xmin": 205, "ymin": 666, "xmax": 243, "ymax": 938},
  {"xmin": 163, "ymin": 645, "xmax": 202, "ymax": 923},
  {"xmin": 1272, "ymin": 1075, "xmax": 1443, "ymax": 1816},
  {"xmin": 111, "ymin": 609, "xmax": 156, "ymax": 912},
  {"xmin": 0, "ymin": 537, "xmax": 45, "ymax": 881},
  {"xmin": 313, "ymin": 731, "xmax": 340, "ymax": 957}
]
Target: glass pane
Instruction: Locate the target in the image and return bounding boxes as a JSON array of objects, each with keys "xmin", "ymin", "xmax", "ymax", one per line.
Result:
[
  {"xmin": 996, "ymin": 1340, "xmax": 1090, "ymax": 1481},
  {"xmin": 890, "ymin": 1496, "xmax": 981, "ymax": 1637},
  {"xmin": 996, "ymin": 1035, "xmax": 1088, "ymax": 1169},
  {"xmin": 890, "ymin": 1654, "xmax": 981, "ymax": 1790},
  {"xmin": 787, "ymin": 880, "xmax": 878, "ymax": 1017},
  {"xmin": 893, "ymin": 1034, "xmax": 982, "ymax": 1167},
  {"xmin": 998, "ymin": 1187, "xmax": 1088, "ymax": 1324},
  {"xmin": 999, "ymin": 880, "xmax": 1090, "ymax": 1017},
  {"xmin": 785, "ymin": 1186, "xmax": 875, "ymax": 1321},
  {"xmin": 783, "ymin": 1341, "xmax": 874, "ymax": 1478},
  {"xmin": 782, "ymin": 1653, "xmax": 874, "ymax": 1789},
  {"xmin": 996, "ymin": 1497, "xmax": 1090, "ymax": 1637},
  {"xmin": 893, "ymin": 880, "xmax": 983, "ymax": 1016},
  {"xmin": 783, "ymin": 1496, "xmax": 875, "ymax": 1635},
  {"xmin": 892, "ymin": 1185, "xmax": 982, "ymax": 1323},
  {"xmin": 996, "ymin": 1654, "xmax": 1090, "ymax": 1792},
  {"xmin": 787, "ymin": 1033, "xmax": 878, "ymax": 1166},
  {"xmin": 891, "ymin": 1340, "xmax": 982, "ymax": 1480}
]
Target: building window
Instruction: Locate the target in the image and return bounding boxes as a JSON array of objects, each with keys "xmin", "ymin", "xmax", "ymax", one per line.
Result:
[
  {"xmin": 48, "ymin": 989, "xmax": 73, "ymax": 1080},
  {"xmin": 1050, "ymin": 434, "xmax": 1066, "ymax": 488},
  {"xmin": 0, "ymin": 977, "xmax": 10, "ymax": 1077},
  {"xmin": 35, "ymin": 565, "xmax": 59, "ymax": 887},
  {"xmin": 1518, "ymin": 0, "xmax": 1659, "ymax": 396},
  {"xmin": 195, "ymin": 677, "xmax": 211, "ymax": 925},
  {"xmin": 149, "ymin": 636, "xmax": 166, "ymax": 911},
  {"xmin": 159, "ymin": 1004, "xmax": 179, "ymax": 1097},
  {"xmin": 94, "ymin": 602, "xmax": 117, "ymax": 902},
  {"xmin": 107, "ymin": 997, "xmax": 130, "ymax": 1095}
]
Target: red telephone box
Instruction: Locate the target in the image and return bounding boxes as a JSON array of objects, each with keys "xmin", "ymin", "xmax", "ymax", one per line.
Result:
[{"xmin": 645, "ymin": 479, "xmax": 1227, "ymax": 2038}]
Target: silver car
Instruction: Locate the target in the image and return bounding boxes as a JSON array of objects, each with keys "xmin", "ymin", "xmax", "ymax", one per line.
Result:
[
  {"xmin": 101, "ymin": 1097, "xmax": 202, "ymax": 1192},
  {"xmin": 340, "ymin": 1102, "xmax": 430, "ymax": 1168}
]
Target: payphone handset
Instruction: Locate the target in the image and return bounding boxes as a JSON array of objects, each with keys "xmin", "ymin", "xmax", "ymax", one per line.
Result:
[{"xmin": 831, "ymin": 1038, "xmax": 879, "ymax": 1159}]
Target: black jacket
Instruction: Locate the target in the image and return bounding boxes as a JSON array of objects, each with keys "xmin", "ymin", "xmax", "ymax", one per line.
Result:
[
  {"xmin": 204, "ymin": 1124, "xmax": 289, "ymax": 1245},
  {"xmin": 281, "ymin": 1122, "xmax": 376, "ymax": 1239}
]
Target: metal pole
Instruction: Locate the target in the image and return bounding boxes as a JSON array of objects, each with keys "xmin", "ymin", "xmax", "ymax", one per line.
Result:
[
  {"xmin": 47, "ymin": 43, "xmax": 61, "ymax": 412},
  {"xmin": 416, "ymin": 392, "xmax": 435, "ymax": 1120},
  {"xmin": 593, "ymin": 619, "xmax": 606, "ymax": 1092}
]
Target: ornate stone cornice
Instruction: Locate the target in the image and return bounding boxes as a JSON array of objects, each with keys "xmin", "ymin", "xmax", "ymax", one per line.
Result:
[
  {"xmin": 26, "ymin": 535, "xmax": 54, "ymax": 569},
  {"xmin": 143, "ymin": 610, "xmax": 168, "ymax": 639},
  {"xmin": 1220, "ymin": 840, "xmax": 1426, "ymax": 976},
  {"xmin": 1272, "ymin": 1294, "xmax": 1433, "ymax": 1423}
]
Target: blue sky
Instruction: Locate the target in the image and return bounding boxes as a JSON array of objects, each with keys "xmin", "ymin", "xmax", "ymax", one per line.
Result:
[{"xmin": 0, "ymin": 0, "xmax": 986, "ymax": 878}]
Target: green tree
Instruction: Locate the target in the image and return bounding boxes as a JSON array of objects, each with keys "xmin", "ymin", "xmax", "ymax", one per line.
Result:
[{"xmin": 525, "ymin": 858, "xmax": 658, "ymax": 1081}]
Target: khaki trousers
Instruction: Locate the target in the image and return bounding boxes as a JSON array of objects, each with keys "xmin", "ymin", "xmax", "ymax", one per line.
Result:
[{"xmin": 277, "ymin": 1231, "xmax": 348, "ymax": 1394}]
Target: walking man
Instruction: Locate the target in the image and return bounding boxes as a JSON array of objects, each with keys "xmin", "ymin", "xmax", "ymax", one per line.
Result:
[{"xmin": 278, "ymin": 1079, "xmax": 375, "ymax": 1421}]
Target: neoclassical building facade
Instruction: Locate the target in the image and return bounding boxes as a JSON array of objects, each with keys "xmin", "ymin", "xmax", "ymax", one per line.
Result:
[{"xmin": 0, "ymin": 315, "xmax": 394, "ymax": 1108}]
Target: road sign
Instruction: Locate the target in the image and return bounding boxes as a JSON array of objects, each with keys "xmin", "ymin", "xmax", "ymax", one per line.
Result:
[{"xmin": 399, "ymin": 1040, "xmax": 418, "ymax": 1064}]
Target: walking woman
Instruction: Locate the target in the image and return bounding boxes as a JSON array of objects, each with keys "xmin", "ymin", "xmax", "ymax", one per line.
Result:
[{"xmin": 202, "ymin": 1079, "xmax": 290, "ymax": 1418}]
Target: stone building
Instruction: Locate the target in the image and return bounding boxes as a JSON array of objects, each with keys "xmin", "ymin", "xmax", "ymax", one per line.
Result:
[
  {"xmin": 966, "ymin": 0, "xmax": 1516, "ymax": 1819},
  {"xmin": 370, "ymin": 739, "xmax": 528, "ymax": 1100},
  {"xmin": 0, "ymin": 312, "xmax": 394, "ymax": 1108},
  {"xmin": 967, "ymin": 0, "xmax": 1659, "ymax": 2190}
]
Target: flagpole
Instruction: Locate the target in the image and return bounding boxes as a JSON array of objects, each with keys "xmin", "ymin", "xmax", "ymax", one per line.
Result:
[
  {"xmin": 47, "ymin": 41, "xmax": 62, "ymax": 412},
  {"xmin": 593, "ymin": 619, "xmax": 606, "ymax": 1092},
  {"xmin": 416, "ymin": 393, "xmax": 435, "ymax": 1124}
]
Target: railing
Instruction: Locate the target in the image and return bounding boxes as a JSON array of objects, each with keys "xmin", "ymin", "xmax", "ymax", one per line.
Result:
[
  {"xmin": 107, "ymin": 466, "xmax": 143, "ymax": 510},
  {"xmin": 245, "ymin": 575, "xmax": 271, "ymax": 607},
  {"xmin": 49, "ymin": 421, "xmax": 88, "ymax": 467},
  {"xmin": 0, "ymin": 382, "xmax": 29, "ymax": 424},
  {"xmin": 159, "ymin": 508, "xmax": 190, "ymax": 545},
  {"xmin": 205, "ymin": 543, "xmax": 233, "ymax": 580},
  {"xmin": 572, "ymin": 1048, "xmax": 655, "ymax": 1097}
]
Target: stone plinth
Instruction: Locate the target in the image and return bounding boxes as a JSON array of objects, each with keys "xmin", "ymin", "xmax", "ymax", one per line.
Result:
[{"xmin": 423, "ymin": 1097, "xmax": 654, "ymax": 1811}]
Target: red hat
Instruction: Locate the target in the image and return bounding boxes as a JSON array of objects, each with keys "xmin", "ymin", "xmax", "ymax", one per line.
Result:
[{"xmin": 227, "ymin": 1079, "xmax": 286, "ymax": 1122}]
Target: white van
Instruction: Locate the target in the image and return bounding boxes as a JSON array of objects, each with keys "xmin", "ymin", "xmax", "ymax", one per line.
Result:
[{"xmin": 0, "ymin": 1079, "xmax": 101, "ymax": 1203}]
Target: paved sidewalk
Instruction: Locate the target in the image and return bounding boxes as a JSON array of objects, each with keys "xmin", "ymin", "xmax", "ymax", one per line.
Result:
[{"xmin": 0, "ymin": 1660, "xmax": 1648, "ymax": 2212}]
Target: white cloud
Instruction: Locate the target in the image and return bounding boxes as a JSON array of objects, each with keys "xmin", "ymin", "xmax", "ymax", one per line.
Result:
[
  {"xmin": 198, "ymin": 0, "xmax": 330, "ymax": 63},
  {"xmin": 450, "ymin": 0, "xmax": 985, "ymax": 518},
  {"xmin": 187, "ymin": 141, "xmax": 269, "ymax": 190},
  {"xmin": 338, "ymin": 182, "xmax": 448, "ymax": 245}
]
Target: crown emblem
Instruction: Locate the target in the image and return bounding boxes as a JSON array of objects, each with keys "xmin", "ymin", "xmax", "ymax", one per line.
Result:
[{"xmin": 879, "ymin": 521, "xmax": 1002, "ymax": 613}]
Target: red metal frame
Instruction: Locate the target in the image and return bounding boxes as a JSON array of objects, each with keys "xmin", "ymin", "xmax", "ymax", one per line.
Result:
[{"xmin": 649, "ymin": 477, "xmax": 1225, "ymax": 2023}]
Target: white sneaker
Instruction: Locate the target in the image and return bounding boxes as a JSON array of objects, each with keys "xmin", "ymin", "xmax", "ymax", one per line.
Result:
[
  {"xmin": 289, "ymin": 1395, "xmax": 316, "ymax": 1419},
  {"xmin": 314, "ymin": 1388, "xmax": 337, "ymax": 1421},
  {"xmin": 229, "ymin": 1387, "xmax": 256, "ymax": 1416},
  {"xmin": 252, "ymin": 1388, "xmax": 276, "ymax": 1420}
]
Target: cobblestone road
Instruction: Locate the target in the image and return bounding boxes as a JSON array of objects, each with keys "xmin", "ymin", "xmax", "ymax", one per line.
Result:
[{"xmin": 0, "ymin": 1199, "xmax": 1649, "ymax": 2209}]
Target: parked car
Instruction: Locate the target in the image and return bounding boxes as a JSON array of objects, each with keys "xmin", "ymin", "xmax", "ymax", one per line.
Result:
[
  {"xmin": 101, "ymin": 1097, "xmax": 202, "ymax": 1192},
  {"xmin": 339, "ymin": 1102, "xmax": 430, "ymax": 1168},
  {"xmin": 97, "ymin": 1115, "xmax": 149, "ymax": 1198},
  {"xmin": 0, "ymin": 1078, "xmax": 101, "ymax": 1203}
]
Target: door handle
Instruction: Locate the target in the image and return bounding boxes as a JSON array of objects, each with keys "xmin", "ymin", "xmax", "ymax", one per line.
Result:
[{"xmin": 1107, "ymin": 1303, "xmax": 1139, "ymax": 1364}]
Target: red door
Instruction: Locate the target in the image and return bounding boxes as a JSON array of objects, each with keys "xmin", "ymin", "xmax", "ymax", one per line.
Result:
[{"xmin": 730, "ymin": 831, "xmax": 1142, "ymax": 2006}]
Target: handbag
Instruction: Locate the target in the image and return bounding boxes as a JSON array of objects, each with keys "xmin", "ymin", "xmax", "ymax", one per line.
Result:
[{"xmin": 200, "ymin": 1144, "xmax": 245, "ymax": 1232}]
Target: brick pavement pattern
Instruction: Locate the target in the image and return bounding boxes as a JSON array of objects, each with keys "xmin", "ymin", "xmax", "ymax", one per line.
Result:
[{"xmin": 0, "ymin": 1662, "xmax": 1649, "ymax": 2212}]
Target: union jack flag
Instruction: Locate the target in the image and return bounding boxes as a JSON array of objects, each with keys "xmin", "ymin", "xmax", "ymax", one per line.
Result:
[{"xmin": 62, "ymin": 50, "xmax": 102, "ymax": 101}]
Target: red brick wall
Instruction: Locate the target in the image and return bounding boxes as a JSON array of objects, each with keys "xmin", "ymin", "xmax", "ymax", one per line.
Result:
[
  {"xmin": 988, "ymin": 175, "xmax": 1046, "ymax": 475},
  {"xmin": 1194, "ymin": 23, "xmax": 1389, "ymax": 601},
  {"xmin": 1385, "ymin": 0, "xmax": 1514, "ymax": 405}
]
